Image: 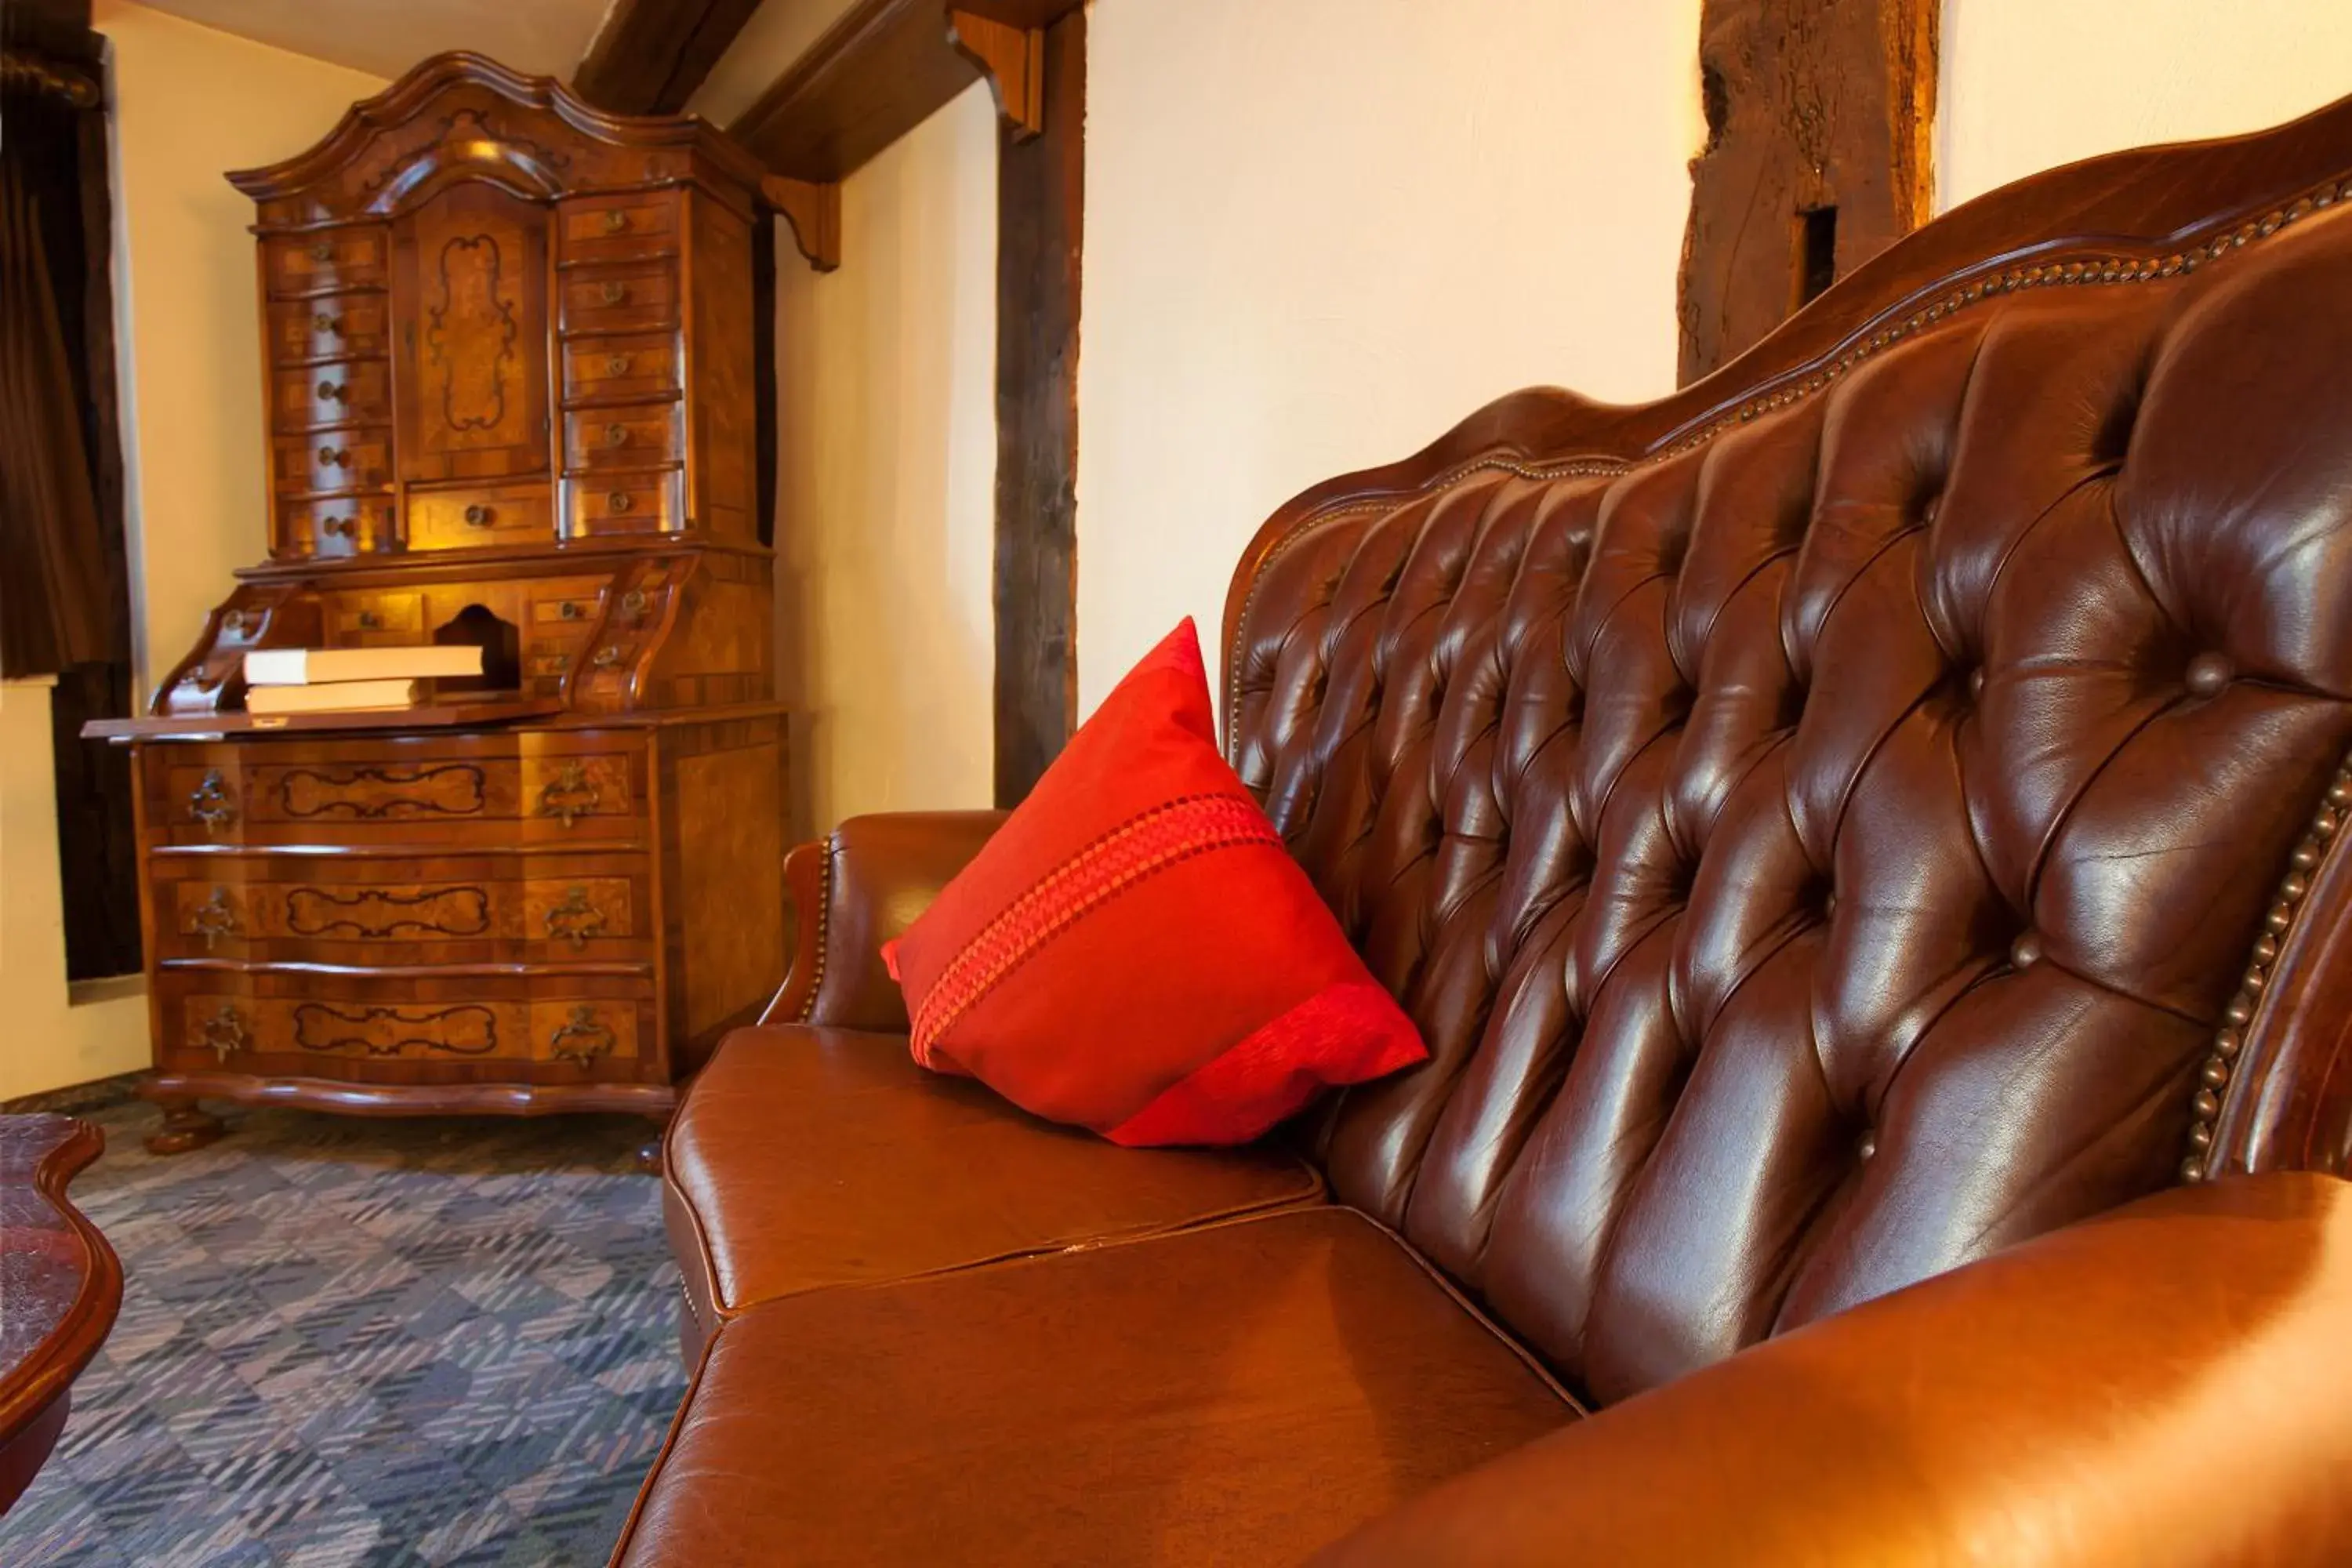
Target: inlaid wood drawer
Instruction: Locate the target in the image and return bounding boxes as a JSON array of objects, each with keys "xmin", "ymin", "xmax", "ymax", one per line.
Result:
[
  {"xmin": 275, "ymin": 432, "xmax": 392, "ymax": 494},
  {"xmin": 564, "ymin": 405, "xmax": 681, "ymax": 472},
  {"xmin": 325, "ymin": 590, "xmax": 424, "ymax": 641},
  {"xmin": 558, "ymin": 263, "xmax": 678, "ymax": 333},
  {"xmin": 561, "ymin": 332, "xmax": 679, "ymax": 402},
  {"xmin": 150, "ymin": 735, "xmax": 648, "ymax": 848},
  {"xmin": 265, "ymin": 229, "xmax": 388, "ymax": 298},
  {"xmin": 405, "ymin": 484, "xmax": 556, "ymax": 550},
  {"xmin": 568, "ymin": 471, "xmax": 680, "ymax": 537},
  {"xmin": 269, "ymin": 294, "xmax": 390, "ymax": 361},
  {"xmin": 273, "ymin": 359, "xmax": 391, "ymax": 430},
  {"xmin": 558, "ymin": 193, "xmax": 681, "ymax": 263},
  {"xmin": 283, "ymin": 496, "xmax": 397, "ymax": 559},
  {"xmin": 162, "ymin": 975, "xmax": 651, "ymax": 1081},
  {"xmin": 157, "ymin": 858, "xmax": 646, "ymax": 962}
]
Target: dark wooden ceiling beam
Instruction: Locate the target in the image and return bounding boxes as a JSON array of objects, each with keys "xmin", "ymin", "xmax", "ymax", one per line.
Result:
[
  {"xmin": 574, "ymin": 0, "xmax": 765, "ymax": 117},
  {"xmin": 728, "ymin": 0, "xmax": 1077, "ymax": 185}
]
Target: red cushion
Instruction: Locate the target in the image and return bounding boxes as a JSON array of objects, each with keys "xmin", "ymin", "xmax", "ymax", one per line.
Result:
[{"xmin": 883, "ymin": 620, "xmax": 1426, "ymax": 1145}]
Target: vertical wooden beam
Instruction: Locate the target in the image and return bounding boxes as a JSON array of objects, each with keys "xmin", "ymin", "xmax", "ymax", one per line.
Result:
[
  {"xmin": 1678, "ymin": 0, "xmax": 1939, "ymax": 383},
  {"xmin": 991, "ymin": 8, "xmax": 1083, "ymax": 807}
]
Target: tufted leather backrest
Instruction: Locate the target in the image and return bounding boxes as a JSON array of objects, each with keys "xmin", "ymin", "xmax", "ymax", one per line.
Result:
[{"xmin": 1224, "ymin": 100, "xmax": 2352, "ymax": 1406}]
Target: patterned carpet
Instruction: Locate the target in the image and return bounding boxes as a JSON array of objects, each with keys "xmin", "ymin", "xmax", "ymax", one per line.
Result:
[{"xmin": 0, "ymin": 1085, "xmax": 684, "ymax": 1566}]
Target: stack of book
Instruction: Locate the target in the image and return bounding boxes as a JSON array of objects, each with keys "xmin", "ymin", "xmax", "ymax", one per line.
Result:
[{"xmin": 243, "ymin": 645, "xmax": 485, "ymax": 716}]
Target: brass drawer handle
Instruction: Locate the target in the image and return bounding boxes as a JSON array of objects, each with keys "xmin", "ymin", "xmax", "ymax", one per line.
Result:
[
  {"xmin": 559, "ymin": 599, "xmax": 586, "ymax": 621},
  {"xmin": 604, "ymin": 422, "xmax": 629, "ymax": 447},
  {"xmin": 220, "ymin": 608, "xmax": 252, "ymax": 637},
  {"xmin": 599, "ymin": 281, "xmax": 629, "ymax": 305},
  {"xmin": 604, "ymin": 352, "xmax": 631, "ymax": 376},
  {"xmin": 318, "ymin": 445, "xmax": 350, "ymax": 466},
  {"xmin": 195, "ymin": 1002, "xmax": 250, "ymax": 1063},
  {"xmin": 317, "ymin": 379, "xmax": 347, "ymax": 401},
  {"xmin": 312, "ymin": 312, "xmax": 343, "ymax": 335},
  {"xmin": 190, "ymin": 770, "xmax": 236, "ymax": 833},
  {"xmin": 189, "ymin": 888, "xmax": 240, "ymax": 951},
  {"xmin": 602, "ymin": 209, "xmax": 630, "ymax": 234},
  {"xmin": 607, "ymin": 490, "xmax": 633, "ymax": 514},
  {"xmin": 309, "ymin": 241, "xmax": 333, "ymax": 263},
  {"xmin": 464, "ymin": 503, "xmax": 495, "ymax": 528},
  {"xmin": 543, "ymin": 887, "xmax": 608, "ymax": 950},
  {"xmin": 537, "ymin": 762, "xmax": 601, "ymax": 828},
  {"xmin": 619, "ymin": 587, "xmax": 650, "ymax": 621},
  {"xmin": 591, "ymin": 644, "xmax": 623, "ymax": 670},
  {"xmin": 321, "ymin": 515, "xmax": 356, "ymax": 539},
  {"xmin": 549, "ymin": 1004, "xmax": 616, "ymax": 1067},
  {"xmin": 355, "ymin": 608, "xmax": 383, "ymax": 630}
]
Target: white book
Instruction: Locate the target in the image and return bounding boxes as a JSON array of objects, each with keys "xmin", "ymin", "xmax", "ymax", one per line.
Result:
[
  {"xmin": 245, "ymin": 679, "xmax": 423, "ymax": 716},
  {"xmin": 244, "ymin": 645, "xmax": 483, "ymax": 686}
]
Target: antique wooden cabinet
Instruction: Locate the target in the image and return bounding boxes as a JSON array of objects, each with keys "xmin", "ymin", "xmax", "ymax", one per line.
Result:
[{"xmin": 95, "ymin": 55, "xmax": 786, "ymax": 1165}]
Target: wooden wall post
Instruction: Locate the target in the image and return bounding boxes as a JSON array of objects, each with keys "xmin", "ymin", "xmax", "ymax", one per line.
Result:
[
  {"xmin": 1678, "ymin": 0, "xmax": 1938, "ymax": 383},
  {"xmin": 990, "ymin": 8, "xmax": 1083, "ymax": 806}
]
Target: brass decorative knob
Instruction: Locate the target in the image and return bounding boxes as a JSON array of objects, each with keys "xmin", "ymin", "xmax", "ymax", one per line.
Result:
[
  {"xmin": 464, "ymin": 503, "xmax": 494, "ymax": 528},
  {"xmin": 220, "ymin": 608, "xmax": 251, "ymax": 637},
  {"xmin": 355, "ymin": 608, "xmax": 382, "ymax": 630},
  {"xmin": 196, "ymin": 1002, "xmax": 250, "ymax": 1062},
  {"xmin": 189, "ymin": 770, "xmax": 236, "ymax": 833},
  {"xmin": 605, "ymin": 353, "xmax": 630, "ymax": 377},
  {"xmin": 321, "ymin": 515, "xmax": 355, "ymax": 539},
  {"xmin": 312, "ymin": 312, "xmax": 343, "ymax": 335},
  {"xmin": 318, "ymin": 445, "xmax": 348, "ymax": 466},
  {"xmin": 599, "ymin": 280, "xmax": 628, "ymax": 305},
  {"xmin": 602, "ymin": 209, "xmax": 629, "ymax": 234},
  {"xmin": 619, "ymin": 587, "xmax": 650, "ymax": 620},
  {"xmin": 608, "ymin": 490, "xmax": 633, "ymax": 514},
  {"xmin": 559, "ymin": 600, "xmax": 585, "ymax": 621},
  {"xmin": 604, "ymin": 422, "xmax": 628, "ymax": 447},
  {"xmin": 317, "ymin": 379, "xmax": 347, "ymax": 401},
  {"xmin": 309, "ymin": 241, "xmax": 333, "ymax": 263},
  {"xmin": 592, "ymin": 644, "xmax": 623, "ymax": 669}
]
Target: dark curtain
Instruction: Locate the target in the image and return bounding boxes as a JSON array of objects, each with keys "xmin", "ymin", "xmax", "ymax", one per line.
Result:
[
  {"xmin": 0, "ymin": 94, "xmax": 114, "ymax": 677},
  {"xmin": 2, "ymin": 42, "xmax": 143, "ymax": 980}
]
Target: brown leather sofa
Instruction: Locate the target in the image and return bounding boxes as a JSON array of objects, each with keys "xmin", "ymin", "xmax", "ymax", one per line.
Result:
[{"xmin": 613, "ymin": 99, "xmax": 2352, "ymax": 1565}]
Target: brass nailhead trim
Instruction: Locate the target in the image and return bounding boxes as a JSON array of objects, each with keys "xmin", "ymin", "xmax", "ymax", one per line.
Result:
[
  {"xmin": 2180, "ymin": 766, "xmax": 2352, "ymax": 1181},
  {"xmin": 793, "ymin": 837, "xmax": 837, "ymax": 1025},
  {"xmin": 1228, "ymin": 175, "xmax": 2352, "ymax": 756}
]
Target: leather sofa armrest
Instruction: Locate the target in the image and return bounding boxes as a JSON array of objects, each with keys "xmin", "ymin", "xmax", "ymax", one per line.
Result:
[
  {"xmin": 1316, "ymin": 1171, "xmax": 2352, "ymax": 1567},
  {"xmin": 760, "ymin": 811, "xmax": 1008, "ymax": 1033}
]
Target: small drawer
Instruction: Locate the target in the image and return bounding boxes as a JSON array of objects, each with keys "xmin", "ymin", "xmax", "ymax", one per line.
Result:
[
  {"xmin": 273, "ymin": 360, "xmax": 391, "ymax": 431},
  {"xmin": 405, "ymin": 485, "xmax": 555, "ymax": 551},
  {"xmin": 559, "ymin": 194, "xmax": 681, "ymax": 263},
  {"xmin": 564, "ymin": 406, "xmax": 681, "ymax": 473},
  {"xmin": 275, "ymin": 433, "xmax": 392, "ymax": 494},
  {"xmin": 283, "ymin": 497, "xmax": 397, "ymax": 560},
  {"xmin": 568, "ymin": 471, "xmax": 680, "ymax": 537},
  {"xmin": 269, "ymin": 294, "xmax": 390, "ymax": 361},
  {"xmin": 560, "ymin": 263, "xmax": 678, "ymax": 334},
  {"xmin": 266, "ymin": 230, "xmax": 388, "ymax": 298},
  {"xmin": 162, "ymin": 982, "xmax": 647, "ymax": 1078},
  {"xmin": 561, "ymin": 332, "xmax": 680, "ymax": 402},
  {"xmin": 328, "ymin": 592, "xmax": 424, "ymax": 641},
  {"xmin": 533, "ymin": 590, "xmax": 605, "ymax": 628}
]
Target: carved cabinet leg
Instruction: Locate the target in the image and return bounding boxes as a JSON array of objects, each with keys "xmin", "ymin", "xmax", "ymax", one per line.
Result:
[
  {"xmin": 634, "ymin": 1113, "xmax": 670, "ymax": 1176},
  {"xmin": 145, "ymin": 1098, "xmax": 227, "ymax": 1156}
]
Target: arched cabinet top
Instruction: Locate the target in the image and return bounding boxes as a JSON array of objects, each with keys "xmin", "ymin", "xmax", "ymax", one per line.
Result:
[{"xmin": 227, "ymin": 51, "xmax": 773, "ymax": 228}]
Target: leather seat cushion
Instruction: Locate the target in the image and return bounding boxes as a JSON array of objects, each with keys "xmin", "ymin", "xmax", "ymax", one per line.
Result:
[
  {"xmin": 615, "ymin": 1208, "xmax": 1577, "ymax": 1566},
  {"xmin": 665, "ymin": 1025, "xmax": 1327, "ymax": 1329}
]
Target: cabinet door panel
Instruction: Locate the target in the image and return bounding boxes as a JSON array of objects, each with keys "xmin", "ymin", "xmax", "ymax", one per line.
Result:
[{"xmin": 391, "ymin": 182, "xmax": 553, "ymax": 485}]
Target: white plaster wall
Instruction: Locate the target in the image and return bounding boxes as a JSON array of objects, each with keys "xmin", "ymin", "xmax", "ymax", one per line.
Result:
[
  {"xmin": 1076, "ymin": 0, "xmax": 1708, "ymax": 712},
  {"xmin": 2, "ymin": 5, "xmax": 384, "ymax": 1102},
  {"xmin": 773, "ymin": 83, "xmax": 1000, "ymax": 829},
  {"xmin": 1939, "ymin": 0, "xmax": 2352, "ymax": 209}
]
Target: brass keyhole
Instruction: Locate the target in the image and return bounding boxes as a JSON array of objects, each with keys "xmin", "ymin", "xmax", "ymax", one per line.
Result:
[
  {"xmin": 603, "ymin": 209, "xmax": 629, "ymax": 234},
  {"xmin": 604, "ymin": 423, "xmax": 628, "ymax": 447},
  {"xmin": 599, "ymin": 281, "xmax": 628, "ymax": 305},
  {"xmin": 605, "ymin": 353, "xmax": 630, "ymax": 376},
  {"xmin": 608, "ymin": 491, "xmax": 633, "ymax": 514}
]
